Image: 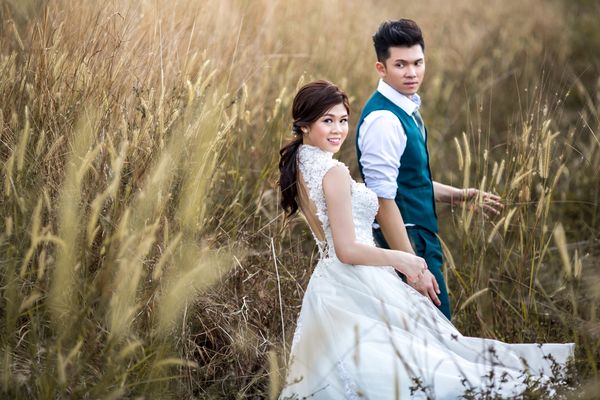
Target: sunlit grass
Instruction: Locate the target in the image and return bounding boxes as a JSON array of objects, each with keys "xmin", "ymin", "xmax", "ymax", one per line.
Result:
[{"xmin": 0, "ymin": 0, "xmax": 598, "ymax": 398}]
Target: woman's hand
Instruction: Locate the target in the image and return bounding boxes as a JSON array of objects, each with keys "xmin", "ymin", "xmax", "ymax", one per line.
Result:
[{"xmin": 393, "ymin": 252, "xmax": 428, "ymax": 284}]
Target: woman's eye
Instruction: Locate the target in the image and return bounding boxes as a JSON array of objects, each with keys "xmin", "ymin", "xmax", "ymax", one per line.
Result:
[
  {"xmin": 341, "ymin": 118, "xmax": 348, "ymax": 124},
  {"xmin": 323, "ymin": 118, "xmax": 332, "ymax": 123}
]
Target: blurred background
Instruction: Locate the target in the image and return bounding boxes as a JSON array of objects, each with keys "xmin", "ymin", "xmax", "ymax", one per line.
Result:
[{"xmin": 0, "ymin": 0, "xmax": 598, "ymax": 398}]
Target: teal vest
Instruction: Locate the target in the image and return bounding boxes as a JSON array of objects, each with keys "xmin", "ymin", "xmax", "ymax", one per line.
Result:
[{"xmin": 356, "ymin": 91, "xmax": 438, "ymax": 234}]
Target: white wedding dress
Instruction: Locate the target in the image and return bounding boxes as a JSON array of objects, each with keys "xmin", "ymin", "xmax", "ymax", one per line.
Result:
[{"xmin": 279, "ymin": 144, "xmax": 574, "ymax": 399}]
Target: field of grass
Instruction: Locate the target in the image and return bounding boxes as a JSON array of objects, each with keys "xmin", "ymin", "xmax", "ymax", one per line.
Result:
[{"xmin": 0, "ymin": 0, "xmax": 599, "ymax": 398}]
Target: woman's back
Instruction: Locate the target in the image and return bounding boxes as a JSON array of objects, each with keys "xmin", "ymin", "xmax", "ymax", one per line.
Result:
[{"xmin": 296, "ymin": 144, "xmax": 379, "ymax": 260}]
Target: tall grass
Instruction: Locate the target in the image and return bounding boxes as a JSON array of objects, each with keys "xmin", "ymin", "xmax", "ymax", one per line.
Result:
[{"xmin": 0, "ymin": 0, "xmax": 598, "ymax": 398}]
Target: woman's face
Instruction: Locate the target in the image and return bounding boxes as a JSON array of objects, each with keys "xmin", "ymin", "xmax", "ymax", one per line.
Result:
[{"xmin": 302, "ymin": 103, "xmax": 349, "ymax": 153}]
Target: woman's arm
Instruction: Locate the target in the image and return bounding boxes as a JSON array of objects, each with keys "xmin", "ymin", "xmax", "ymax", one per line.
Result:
[{"xmin": 322, "ymin": 165, "xmax": 426, "ymax": 282}]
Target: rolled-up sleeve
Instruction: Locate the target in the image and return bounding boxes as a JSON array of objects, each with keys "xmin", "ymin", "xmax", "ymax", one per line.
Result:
[{"xmin": 358, "ymin": 110, "xmax": 407, "ymax": 199}]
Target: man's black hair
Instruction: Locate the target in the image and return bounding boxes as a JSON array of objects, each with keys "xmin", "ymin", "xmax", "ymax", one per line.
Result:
[{"xmin": 373, "ymin": 19, "xmax": 425, "ymax": 62}]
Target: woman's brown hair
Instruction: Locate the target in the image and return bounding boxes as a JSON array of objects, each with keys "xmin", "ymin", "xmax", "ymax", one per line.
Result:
[{"xmin": 279, "ymin": 80, "xmax": 350, "ymax": 216}]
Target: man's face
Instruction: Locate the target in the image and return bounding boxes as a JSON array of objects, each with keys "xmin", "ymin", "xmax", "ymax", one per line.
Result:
[{"xmin": 376, "ymin": 45, "xmax": 425, "ymax": 96}]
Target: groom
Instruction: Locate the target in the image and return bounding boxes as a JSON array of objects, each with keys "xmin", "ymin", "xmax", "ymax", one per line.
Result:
[{"xmin": 356, "ymin": 19, "xmax": 501, "ymax": 320}]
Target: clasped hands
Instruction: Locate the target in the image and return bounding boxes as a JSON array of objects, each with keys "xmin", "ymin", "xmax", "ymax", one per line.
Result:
[{"xmin": 402, "ymin": 253, "xmax": 441, "ymax": 306}]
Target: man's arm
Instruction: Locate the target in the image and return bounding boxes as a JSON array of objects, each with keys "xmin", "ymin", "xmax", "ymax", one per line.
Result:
[
  {"xmin": 359, "ymin": 111, "xmax": 440, "ymax": 304},
  {"xmin": 376, "ymin": 198, "xmax": 441, "ymax": 305},
  {"xmin": 433, "ymin": 181, "xmax": 503, "ymax": 216},
  {"xmin": 358, "ymin": 113, "xmax": 414, "ymax": 253},
  {"xmin": 376, "ymin": 198, "xmax": 414, "ymax": 254}
]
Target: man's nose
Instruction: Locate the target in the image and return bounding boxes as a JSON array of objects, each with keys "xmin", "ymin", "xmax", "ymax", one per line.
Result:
[{"xmin": 405, "ymin": 65, "xmax": 417, "ymax": 77}]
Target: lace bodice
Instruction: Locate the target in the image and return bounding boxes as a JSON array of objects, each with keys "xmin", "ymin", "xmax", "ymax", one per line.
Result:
[{"xmin": 297, "ymin": 144, "xmax": 379, "ymax": 260}]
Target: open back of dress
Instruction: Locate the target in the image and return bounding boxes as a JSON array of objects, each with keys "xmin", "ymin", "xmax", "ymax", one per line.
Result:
[{"xmin": 297, "ymin": 170, "xmax": 326, "ymax": 242}]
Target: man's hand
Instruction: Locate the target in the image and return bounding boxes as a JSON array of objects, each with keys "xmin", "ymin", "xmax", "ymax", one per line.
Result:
[
  {"xmin": 409, "ymin": 269, "xmax": 441, "ymax": 306},
  {"xmin": 434, "ymin": 182, "xmax": 503, "ymax": 217},
  {"xmin": 459, "ymin": 188, "xmax": 503, "ymax": 217}
]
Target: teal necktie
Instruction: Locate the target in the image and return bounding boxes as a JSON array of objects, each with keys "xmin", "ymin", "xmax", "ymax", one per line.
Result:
[{"xmin": 413, "ymin": 109, "xmax": 426, "ymax": 140}]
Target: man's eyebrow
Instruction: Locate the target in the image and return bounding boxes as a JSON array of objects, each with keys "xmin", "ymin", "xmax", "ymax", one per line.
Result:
[{"xmin": 393, "ymin": 58, "xmax": 424, "ymax": 63}]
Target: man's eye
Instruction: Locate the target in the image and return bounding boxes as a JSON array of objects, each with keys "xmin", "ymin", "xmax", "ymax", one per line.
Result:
[{"xmin": 396, "ymin": 63, "xmax": 405, "ymax": 68}]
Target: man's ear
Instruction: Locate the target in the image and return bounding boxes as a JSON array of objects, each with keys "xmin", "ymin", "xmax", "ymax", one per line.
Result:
[{"xmin": 375, "ymin": 61, "xmax": 387, "ymax": 78}]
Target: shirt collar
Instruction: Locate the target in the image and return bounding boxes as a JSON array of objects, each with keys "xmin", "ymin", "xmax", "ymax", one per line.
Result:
[{"xmin": 377, "ymin": 79, "xmax": 420, "ymax": 115}]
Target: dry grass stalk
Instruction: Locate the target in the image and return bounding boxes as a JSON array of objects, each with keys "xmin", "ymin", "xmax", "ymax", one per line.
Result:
[{"xmin": 0, "ymin": 0, "xmax": 597, "ymax": 397}]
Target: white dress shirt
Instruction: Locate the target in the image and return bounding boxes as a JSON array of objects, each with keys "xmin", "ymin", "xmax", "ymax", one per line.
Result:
[{"xmin": 358, "ymin": 80, "xmax": 424, "ymax": 227}]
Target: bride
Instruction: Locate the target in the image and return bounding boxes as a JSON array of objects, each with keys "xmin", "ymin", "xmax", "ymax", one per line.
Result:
[{"xmin": 277, "ymin": 80, "xmax": 574, "ymax": 399}]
